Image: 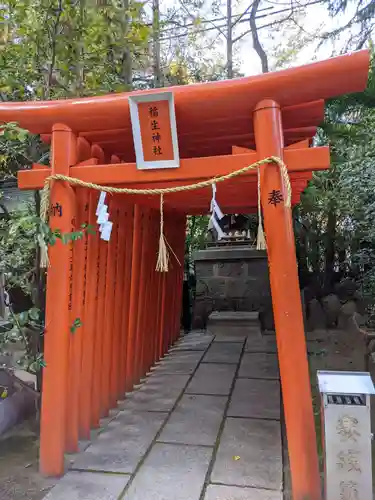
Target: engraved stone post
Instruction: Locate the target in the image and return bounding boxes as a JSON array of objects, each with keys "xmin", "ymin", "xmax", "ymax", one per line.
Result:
[{"xmin": 317, "ymin": 370, "xmax": 375, "ymax": 500}]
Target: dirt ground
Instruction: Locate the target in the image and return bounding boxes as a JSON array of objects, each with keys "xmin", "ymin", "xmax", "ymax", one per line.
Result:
[{"xmin": 0, "ymin": 420, "xmax": 55, "ymax": 500}]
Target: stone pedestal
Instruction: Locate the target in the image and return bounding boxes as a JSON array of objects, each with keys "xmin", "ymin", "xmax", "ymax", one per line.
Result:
[
  {"xmin": 193, "ymin": 246, "xmax": 272, "ymax": 329},
  {"xmin": 207, "ymin": 311, "xmax": 260, "ymax": 337}
]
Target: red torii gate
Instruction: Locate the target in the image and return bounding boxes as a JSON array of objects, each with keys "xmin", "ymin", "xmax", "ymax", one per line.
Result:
[{"xmin": 2, "ymin": 50, "xmax": 369, "ymax": 500}]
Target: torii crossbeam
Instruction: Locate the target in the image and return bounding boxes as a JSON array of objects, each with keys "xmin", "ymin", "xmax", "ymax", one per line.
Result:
[{"xmin": 3, "ymin": 50, "xmax": 370, "ymax": 500}]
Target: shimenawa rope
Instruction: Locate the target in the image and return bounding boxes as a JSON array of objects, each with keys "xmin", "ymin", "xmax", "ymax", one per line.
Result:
[{"xmin": 39, "ymin": 156, "xmax": 291, "ymax": 271}]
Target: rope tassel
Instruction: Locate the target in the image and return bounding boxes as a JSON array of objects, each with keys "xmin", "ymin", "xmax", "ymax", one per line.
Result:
[
  {"xmin": 38, "ymin": 234, "xmax": 50, "ymax": 268},
  {"xmin": 256, "ymin": 166, "xmax": 267, "ymax": 250},
  {"xmin": 156, "ymin": 194, "xmax": 169, "ymax": 272},
  {"xmin": 39, "ymin": 178, "xmax": 52, "ymax": 268}
]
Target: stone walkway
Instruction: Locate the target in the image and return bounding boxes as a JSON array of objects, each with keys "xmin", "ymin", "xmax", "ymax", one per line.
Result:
[{"xmin": 44, "ymin": 330, "xmax": 283, "ymax": 500}]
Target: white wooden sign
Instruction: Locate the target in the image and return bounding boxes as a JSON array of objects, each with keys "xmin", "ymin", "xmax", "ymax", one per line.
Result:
[
  {"xmin": 318, "ymin": 371, "xmax": 375, "ymax": 500},
  {"xmin": 128, "ymin": 91, "xmax": 180, "ymax": 170}
]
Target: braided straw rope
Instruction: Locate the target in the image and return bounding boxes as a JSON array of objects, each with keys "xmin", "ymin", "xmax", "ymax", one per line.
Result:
[{"xmin": 39, "ymin": 156, "xmax": 291, "ymax": 271}]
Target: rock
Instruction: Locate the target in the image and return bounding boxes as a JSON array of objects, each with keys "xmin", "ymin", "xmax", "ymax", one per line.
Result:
[
  {"xmin": 338, "ymin": 300, "xmax": 357, "ymax": 329},
  {"xmin": 346, "ymin": 312, "xmax": 367, "ymax": 334},
  {"xmin": 0, "ymin": 390, "xmax": 36, "ymax": 436},
  {"xmin": 341, "ymin": 300, "xmax": 357, "ymax": 315},
  {"xmin": 334, "ymin": 278, "xmax": 358, "ymax": 301},
  {"xmin": 192, "ymin": 299, "xmax": 213, "ymax": 329},
  {"xmin": 307, "ymin": 299, "xmax": 326, "ymax": 331},
  {"xmin": 321, "ymin": 294, "xmax": 341, "ymax": 327},
  {"xmin": 0, "ymin": 369, "xmax": 16, "ymax": 396},
  {"xmin": 352, "ymin": 292, "xmax": 370, "ymax": 315}
]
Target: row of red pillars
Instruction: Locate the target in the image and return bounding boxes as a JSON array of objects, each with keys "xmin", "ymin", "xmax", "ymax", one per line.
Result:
[{"xmin": 40, "ymin": 124, "xmax": 186, "ymax": 476}]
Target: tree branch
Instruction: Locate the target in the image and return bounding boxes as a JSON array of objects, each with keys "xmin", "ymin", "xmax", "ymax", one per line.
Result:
[
  {"xmin": 46, "ymin": 0, "xmax": 63, "ymax": 99},
  {"xmin": 250, "ymin": 0, "xmax": 269, "ymax": 73}
]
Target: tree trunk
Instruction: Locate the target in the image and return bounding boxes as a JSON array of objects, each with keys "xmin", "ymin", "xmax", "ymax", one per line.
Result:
[
  {"xmin": 226, "ymin": 0, "xmax": 233, "ymax": 79},
  {"xmin": 324, "ymin": 207, "xmax": 336, "ymax": 289},
  {"xmin": 33, "ymin": 191, "xmax": 45, "ymax": 394},
  {"xmin": 250, "ymin": 0, "xmax": 269, "ymax": 74},
  {"xmin": 152, "ymin": 0, "xmax": 162, "ymax": 88},
  {"xmin": 309, "ymin": 218, "xmax": 320, "ymax": 276},
  {"xmin": 121, "ymin": 0, "xmax": 132, "ymax": 88},
  {"xmin": 74, "ymin": 0, "xmax": 85, "ymax": 96}
]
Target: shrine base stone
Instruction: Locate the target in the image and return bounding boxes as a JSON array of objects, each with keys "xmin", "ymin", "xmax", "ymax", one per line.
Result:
[{"xmin": 193, "ymin": 246, "xmax": 272, "ymax": 329}]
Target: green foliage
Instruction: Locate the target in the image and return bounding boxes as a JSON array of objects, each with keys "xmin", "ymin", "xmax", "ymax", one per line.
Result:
[
  {"xmin": 70, "ymin": 317, "xmax": 82, "ymax": 334},
  {"xmin": 296, "ymin": 52, "xmax": 375, "ymax": 306},
  {"xmin": 322, "ymin": 0, "xmax": 375, "ymax": 49},
  {"xmin": 0, "ymin": 0, "xmax": 150, "ymax": 100},
  {"xmin": 0, "ymin": 122, "xmax": 49, "ymax": 177},
  {"xmin": 185, "ymin": 215, "xmax": 209, "ymax": 270}
]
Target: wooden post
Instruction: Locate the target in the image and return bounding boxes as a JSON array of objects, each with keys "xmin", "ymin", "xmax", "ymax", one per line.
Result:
[
  {"xmin": 135, "ymin": 209, "xmax": 150, "ymax": 383},
  {"xmin": 140, "ymin": 211, "xmax": 153, "ymax": 374},
  {"xmin": 155, "ymin": 272, "xmax": 163, "ymax": 363},
  {"xmin": 126, "ymin": 205, "xmax": 142, "ymax": 391},
  {"xmin": 148, "ymin": 212, "xmax": 159, "ymax": 368},
  {"xmin": 173, "ymin": 216, "xmax": 186, "ymax": 342},
  {"xmin": 110, "ymin": 201, "xmax": 125, "ymax": 407},
  {"xmin": 120, "ymin": 205, "xmax": 134, "ymax": 396},
  {"xmin": 101, "ymin": 197, "xmax": 118, "ymax": 415},
  {"xmin": 79, "ymin": 191, "xmax": 99, "ymax": 439},
  {"xmin": 40, "ymin": 124, "xmax": 76, "ymax": 476},
  {"xmin": 158, "ymin": 273, "xmax": 167, "ymax": 358},
  {"xmin": 92, "ymin": 231, "xmax": 108, "ymax": 425},
  {"xmin": 162, "ymin": 219, "xmax": 172, "ymax": 353},
  {"xmin": 253, "ymin": 99, "xmax": 321, "ymax": 500},
  {"xmin": 66, "ymin": 187, "xmax": 88, "ymax": 452}
]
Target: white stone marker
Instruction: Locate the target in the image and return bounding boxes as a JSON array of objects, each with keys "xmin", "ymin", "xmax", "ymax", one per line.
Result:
[{"xmin": 317, "ymin": 370, "xmax": 375, "ymax": 500}]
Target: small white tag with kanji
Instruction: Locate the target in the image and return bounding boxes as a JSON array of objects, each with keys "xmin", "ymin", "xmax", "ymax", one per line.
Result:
[
  {"xmin": 96, "ymin": 191, "xmax": 106, "ymax": 216},
  {"xmin": 97, "ymin": 204, "xmax": 109, "ymax": 224},
  {"xmin": 100, "ymin": 221, "xmax": 113, "ymax": 241}
]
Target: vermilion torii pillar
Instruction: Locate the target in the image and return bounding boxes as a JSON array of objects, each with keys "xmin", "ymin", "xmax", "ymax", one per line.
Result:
[
  {"xmin": 40, "ymin": 124, "xmax": 77, "ymax": 476},
  {"xmin": 254, "ymin": 100, "xmax": 321, "ymax": 499}
]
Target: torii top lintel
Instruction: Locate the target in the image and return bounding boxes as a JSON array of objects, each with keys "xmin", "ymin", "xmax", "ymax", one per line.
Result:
[{"xmin": 7, "ymin": 50, "xmax": 370, "ymax": 214}]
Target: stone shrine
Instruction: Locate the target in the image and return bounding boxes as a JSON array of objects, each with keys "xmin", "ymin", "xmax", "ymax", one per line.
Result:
[{"xmin": 193, "ymin": 244, "xmax": 272, "ymax": 330}]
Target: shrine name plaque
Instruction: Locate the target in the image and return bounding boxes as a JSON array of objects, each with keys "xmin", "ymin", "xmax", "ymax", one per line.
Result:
[{"xmin": 129, "ymin": 91, "xmax": 180, "ymax": 170}]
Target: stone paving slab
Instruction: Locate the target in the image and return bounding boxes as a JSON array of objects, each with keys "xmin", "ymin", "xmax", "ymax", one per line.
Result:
[
  {"xmin": 203, "ymin": 342, "xmax": 243, "ymax": 364},
  {"xmin": 137, "ymin": 372, "xmax": 190, "ymax": 391},
  {"xmin": 228, "ymin": 378, "xmax": 280, "ymax": 419},
  {"xmin": 209, "ymin": 311, "xmax": 259, "ymax": 322},
  {"xmin": 205, "ymin": 485, "xmax": 283, "ymax": 500},
  {"xmin": 160, "ymin": 350, "xmax": 205, "ymax": 362},
  {"xmin": 171, "ymin": 333, "xmax": 214, "ymax": 351},
  {"xmin": 186, "ymin": 363, "xmax": 237, "ymax": 395},
  {"xmin": 123, "ymin": 443, "xmax": 213, "ymax": 500},
  {"xmin": 212, "ymin": 332, "xmax": 248, "ymax": 343},
  {"xmin": 71, "ymin": 411, "xmax": 167, "ymax": 473},
  {"xmin": 151, "ymin": 351, "xmax": 203, "ymax": 375},
  {"xmin": 158, "ymin": 394, "xmax": 227, "ymax": 446},
  {"xmin": 151, "ymin": 361, "xmax": 199, "ymax": 375},
  {"xmin": 245, "ymin": 334, "xmax": 277, "ymax": 353},
  {"xmin": 43, "ymin": 471, "xmax": 129, "ymax": 500},
  {"xmin": 121, "ymin": 375, "xmax": 190, "ymax": 412},
  {"xmin": 210, "ymin": 418, "xmax": 282, "ymax": 490},
  {"xmin": 238, "ymin": 353, "xmax": 279, "ymax": 379}
]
